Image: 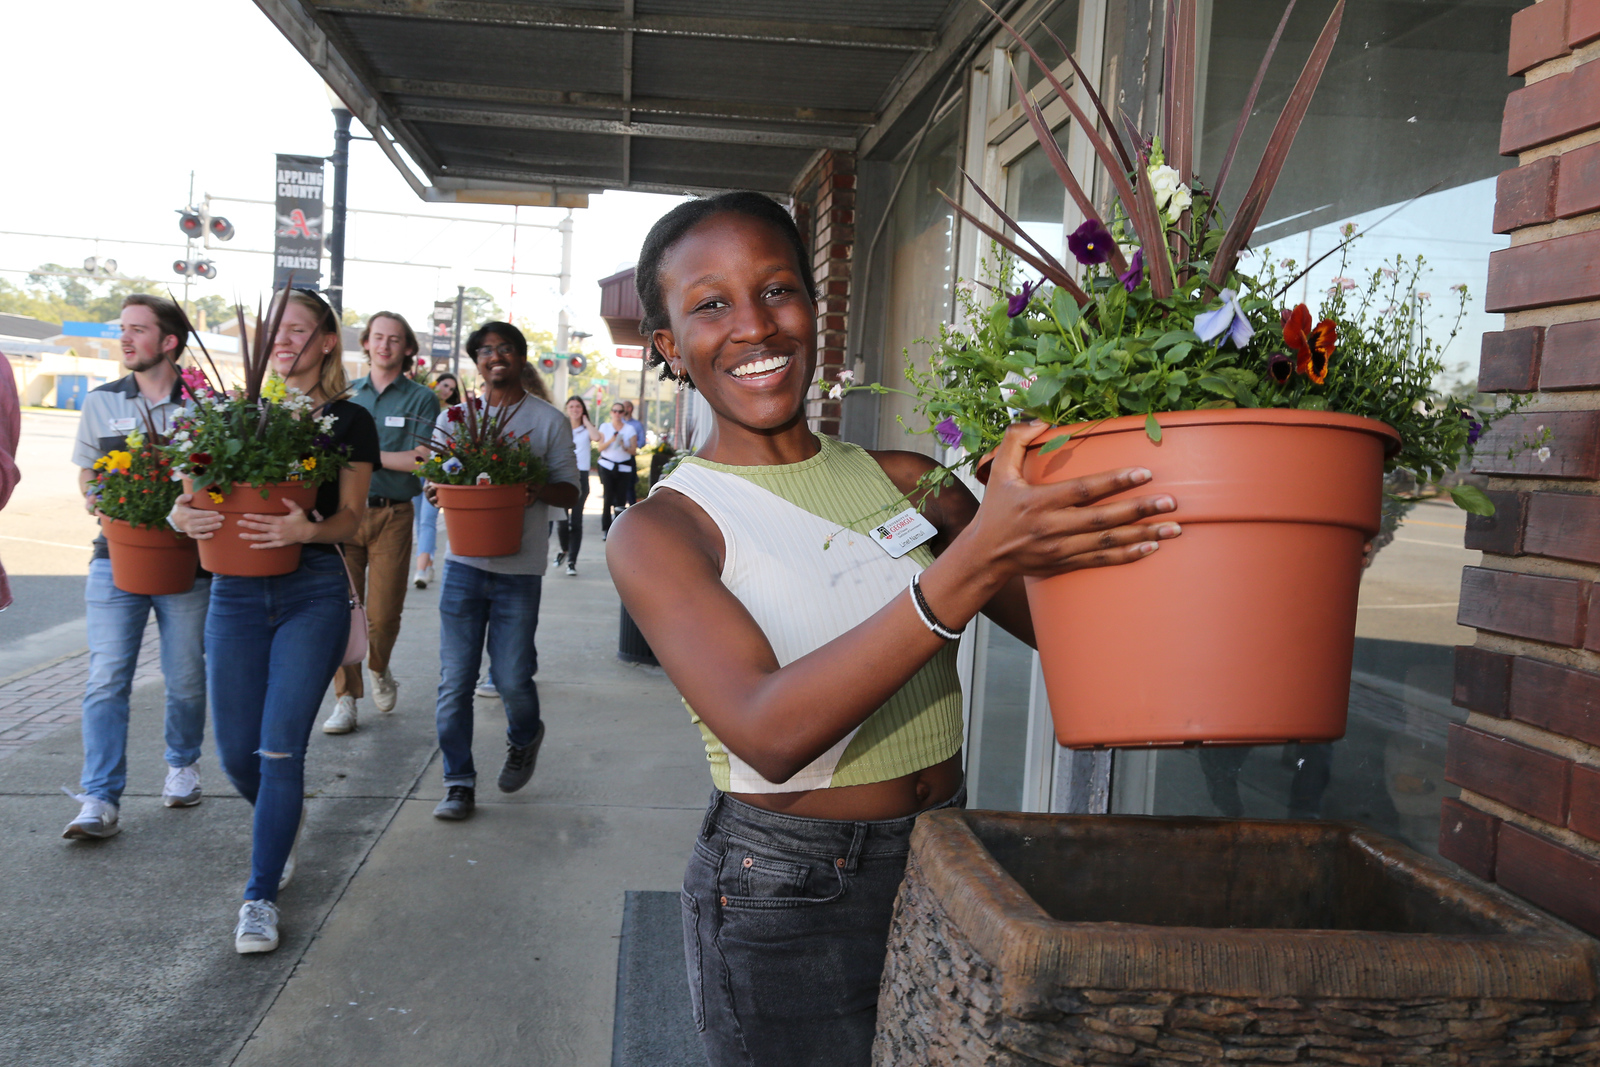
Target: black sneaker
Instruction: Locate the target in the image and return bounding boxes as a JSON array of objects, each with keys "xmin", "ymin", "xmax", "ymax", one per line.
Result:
[
  {"xmin": 433, "ymin": 785, "xmax": 475, "ymax": 820},
  {"xmin": 565, "ymin": 562, "xmax": 577, "ymax": 577},
  {"xmin": 497, "ymin": 722, "xmax": 545, "ymax": 794},
  {"xmin": 553, "ymin": 550, "xmax": 565, "ymax": 566}
]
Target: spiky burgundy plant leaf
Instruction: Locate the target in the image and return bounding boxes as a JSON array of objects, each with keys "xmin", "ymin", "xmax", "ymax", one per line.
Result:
[
  {"xmin": 1040, "ymin": 27, "xmax": 1135, "ymax": 175},
  {"xmin": 939, "ymin": 189, "xmax": 1090, "ymax": 306},
  {"xmin": 961, "ymin": 172, "xmax": 1090, "ymax": 285},
  {"xmin": 1209, "ymin": 0, "xmax": 1345, "ymax": 286},
  {"xmin": 1210, "ymin": 0, "xmax": 1299, "ymax": 216}
]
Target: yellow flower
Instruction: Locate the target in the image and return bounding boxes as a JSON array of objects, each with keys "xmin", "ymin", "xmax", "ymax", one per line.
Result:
[
  {"xmin": 207, "ymin": 490, "xmax": 224, "ymax": 504},
  {"xmin": 301, "ymin": 457, "xmax": 317, "ymax": 471},
  {"xmin": 124, "ymin": 430, "xmax": 144, "ymax": 450},
  {"xmin": 262, "ymin": 374, "xmax": 288, "ymax": 403},
  {"xmin": 100, "ymin": 450, "xmax": 133, "ymax": 472}
]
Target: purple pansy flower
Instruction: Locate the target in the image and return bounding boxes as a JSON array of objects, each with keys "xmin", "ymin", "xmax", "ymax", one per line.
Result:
[
  {"xmin": 1007, "ymin": 279, "xmax": 1040, "ymax": 317},
  {"xmin": 441, "ymin": 456, "xmax": 464, "ymax": 475},
  {"xmin": 935, "ymin": 417, "xmax": 963, "ymax": 448},
  {"xmin": 1462, "ymin": 411, "xmax": 1483, "ymax": 446},
  {"xmin": 1194, "ymin": 288, "xmax": 1256, "ymax": 349},
  {"xmin": 1118, "ymin": 249, "xmax": 1144, "ymax": 293},
  {"xmin": 1067, "ymin": 219, "xmax": 1115, "ymax": 266}
]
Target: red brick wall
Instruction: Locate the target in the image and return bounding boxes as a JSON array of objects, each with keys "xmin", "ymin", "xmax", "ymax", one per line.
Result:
[
  {"xmin": 791, "ymin": 150, "xmax": 856, "ymax": 437},
  {"xmin": 1442, "ymin": 0, "xmax": 1600, "ymax": 938}
]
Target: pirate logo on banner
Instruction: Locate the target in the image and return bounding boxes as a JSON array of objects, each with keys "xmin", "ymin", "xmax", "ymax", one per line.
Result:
[{"xmin": 274, "ymin": 153, "xmax": 325, "ymax": 289}]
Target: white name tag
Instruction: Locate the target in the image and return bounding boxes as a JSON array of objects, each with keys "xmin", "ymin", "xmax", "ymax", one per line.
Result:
[
  {"xmin": 385, "ymin": 415, "xmax": 406, "ymax": 427},
  {"xmin": 870, "ymin": 507, "xmax": 937, "ymax": 559},
  {"xmin": 110, "ymin": 418, "xmax": 136, "ymax": 432}
]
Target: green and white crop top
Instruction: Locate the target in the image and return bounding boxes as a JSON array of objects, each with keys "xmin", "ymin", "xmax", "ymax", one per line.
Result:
[{"xmin": 652, "ymin": 435, "xmax": 964, "ymax": 793}]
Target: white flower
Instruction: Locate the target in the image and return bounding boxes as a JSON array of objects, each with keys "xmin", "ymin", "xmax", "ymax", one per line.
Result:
[
  {"xmin": 837, "ymin": 368, "xmax": 856, "ymax": 385},
  {"xmin": 1537, "ymin": 446, "xmax": 1552, "ymax": 463},
  {"xmin": 1164, "ymin": 184, "xmax": 1192, "ymax": 222},
  {"xmin": 826, "ymin": 383, "xmax": 844, "ymax": 400},
  {"xmin": 1146, "ymin": 164, "xmax": 1182, "ymax": 209},
  {"xmin": 317, "ymin": 414, "xmax": 336, "ymax": 432}
]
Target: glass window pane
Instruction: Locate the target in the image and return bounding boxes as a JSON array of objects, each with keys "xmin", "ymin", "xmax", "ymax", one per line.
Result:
[
  {"xmin": 1007, "ymin": 1, "xmax": 1083, "ymax": 108},
  {"xmin": 973, "ymin": 623, "xmax": 1035, "ymax": 811},
  {"xmin": 1003, "ymin": 134, "xmax": 1072, "ymax": 281}
]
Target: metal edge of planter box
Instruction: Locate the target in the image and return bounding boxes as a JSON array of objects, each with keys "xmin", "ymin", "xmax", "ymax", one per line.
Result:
[{"xmin": 906, "ymin": 810, "xmax": 1600, "ymax": 1020}]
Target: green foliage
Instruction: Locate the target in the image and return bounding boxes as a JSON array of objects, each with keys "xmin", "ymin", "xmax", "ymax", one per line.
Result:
[
  {"xmin": 417, "ymin": 396, "xmax": 548, "ymax": 487},
  {"xmin": 162, "ymin": 382, "xmax": 349, "ymax": 494},
  {"xmin": 90, "ymin": 431, "xmax": 184, "ymax": 530}
]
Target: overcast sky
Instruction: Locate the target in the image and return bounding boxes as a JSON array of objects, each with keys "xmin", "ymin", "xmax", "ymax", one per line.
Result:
[{"xmin": 1, "ymin": 2, "xmax": 688, "ymax": 355}]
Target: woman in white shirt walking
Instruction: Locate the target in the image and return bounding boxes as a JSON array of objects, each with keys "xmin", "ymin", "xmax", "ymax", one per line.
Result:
[
  {"xmin": 596, "ymin": 401, "xmax": 638, "ymax": 537},
  {"xmin": 554, "ymin": 396, "xmax": 602, "ymax": 575}
]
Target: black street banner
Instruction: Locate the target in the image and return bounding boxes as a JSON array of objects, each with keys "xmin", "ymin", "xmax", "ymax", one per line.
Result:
[
  {"xmin": 274, "ymin": 154, "xmax": 325, "ymax": 290},
  {"xmin": 430, "ymin": 300, "xmax": 455, "ymax": 369}
]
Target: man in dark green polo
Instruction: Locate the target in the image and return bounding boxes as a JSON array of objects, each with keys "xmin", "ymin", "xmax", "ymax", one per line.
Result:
[{"xmin": 322, "ymin": 312, "xmax": 442, "ymax": 734}]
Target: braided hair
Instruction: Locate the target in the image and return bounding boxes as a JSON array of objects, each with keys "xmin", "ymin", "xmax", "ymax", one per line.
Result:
[{"xmin": 634, "ymin": 191, "xmax": 816, "ymax": 387}]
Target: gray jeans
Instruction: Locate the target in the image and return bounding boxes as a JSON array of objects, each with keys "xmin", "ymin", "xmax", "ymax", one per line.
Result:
[{"xmin": 681, "ymin": 785, "xmax": 966, "ymax": 1067}]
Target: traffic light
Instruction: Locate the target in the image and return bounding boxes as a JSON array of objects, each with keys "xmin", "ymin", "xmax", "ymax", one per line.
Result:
[
  {"xmin": 538, "ymin": 355, "xmax": 558, "ymax": 374},
  {"xmin": 178, "ymin": 211, "xmax": 204, "ymax": 239},
  {"xmin": 172, "ymin": 259, "xmax": 218, "ymax": 279},
  {"xmin": 209, "ymin": 216, "xmax": 234, "ymax": 241},
  {"xmin": 566, "ymin": 353, "xmax": 587, "ymax": 375}
]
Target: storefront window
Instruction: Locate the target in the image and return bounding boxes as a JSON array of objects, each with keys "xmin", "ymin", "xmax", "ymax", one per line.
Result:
[
  {"xmin": 1006, "ymin": 0, "xmax": 1083, "ymax": 108},
  {"xmin": 1108, "ymin": 0, "xmax": 1518, "ymax": 856}
]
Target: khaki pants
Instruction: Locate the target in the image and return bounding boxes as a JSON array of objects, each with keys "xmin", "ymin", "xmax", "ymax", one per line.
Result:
[{"xmin": 335, "ymin": 501, "xmax": 414, "ymax": 698}]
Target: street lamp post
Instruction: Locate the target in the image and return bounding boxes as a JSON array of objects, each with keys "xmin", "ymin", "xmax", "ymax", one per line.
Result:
[{"xmin": 328, "ymin": 106, "xmax": 352, "ymax": 318}]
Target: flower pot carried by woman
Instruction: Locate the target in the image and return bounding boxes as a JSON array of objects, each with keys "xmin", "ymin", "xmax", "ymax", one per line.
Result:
[
  {"xmin": 164, "ymin": 358, "xmax": 350, "ymax": 579},
  {"xmin": 418, "ymin": 393, "xmax": 548, "ymax": 558},
  {"xmin": 89, "ymin": 432, "xmax": 196, "ymax": 596},
  {"xmin": 831, "ymin": 0, "xmax": 1523, "ymax": 749}
]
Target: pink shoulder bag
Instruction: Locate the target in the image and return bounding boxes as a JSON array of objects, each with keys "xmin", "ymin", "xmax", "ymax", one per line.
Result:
[{"xmin": 334, "ymin": 546, "xmax": 369, "ymax": 666}]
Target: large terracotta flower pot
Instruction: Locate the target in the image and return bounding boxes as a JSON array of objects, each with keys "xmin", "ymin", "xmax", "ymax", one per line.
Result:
[
  {"xmin": 988, "ymin": 409, "xmax": 1400, "ymax": 748},
  {"xmin": 99, "ymin": 516, "xmax": 198, "ymax": 596},
  {"xmin": 185, "ymin": 481, "xmax": 318, "ymax": 577},
  {"xmin": 434, "ymin": 482, "xmax": 531, "ymax": 557}
]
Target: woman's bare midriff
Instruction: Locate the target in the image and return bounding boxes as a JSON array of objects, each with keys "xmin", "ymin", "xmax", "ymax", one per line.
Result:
[{"xmin": 729, "ymin": 753, "xmax": 963, "ymax": 821}]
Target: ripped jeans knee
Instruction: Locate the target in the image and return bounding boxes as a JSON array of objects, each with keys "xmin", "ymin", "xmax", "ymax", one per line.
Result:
[{"xmin": 257, "ymin": 748, "xmax": 304, "ymax": 781}]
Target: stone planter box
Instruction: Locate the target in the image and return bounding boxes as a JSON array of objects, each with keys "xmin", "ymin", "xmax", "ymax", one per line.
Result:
[{"xmin": 875, "ymin": 812, "xmax": 1600, "ymax": 1065}]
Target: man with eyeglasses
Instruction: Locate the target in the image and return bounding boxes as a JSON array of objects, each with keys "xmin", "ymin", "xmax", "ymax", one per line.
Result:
[
  {"xmin": 597, "ymin": 400, "xmax": 639, "ymax": 539},
  {"xmin": 427, "ymin": 321, "xmax": 579, "ymax": 821}
]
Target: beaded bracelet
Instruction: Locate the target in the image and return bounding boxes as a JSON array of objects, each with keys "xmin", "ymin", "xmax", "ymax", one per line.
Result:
[{"xmin": 909, "ymin": 573, "xmax": 963, "ymax": 641}]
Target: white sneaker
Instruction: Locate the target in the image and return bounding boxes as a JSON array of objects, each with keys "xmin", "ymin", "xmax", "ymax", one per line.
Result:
[
  {"xmin": 322, "ymin": 696, "xmax": 358, "ymax": 734},
  {"xmin": 61, "ymin": 791, "xmax": 120, "ymax": 839},
  {"xmin": 234, "ymin": 899, "xmax": 280, "ymax": 954},
  {"xmin": 474, "ymin": 673, "xmax": 497, "ymax": 698},
  {"xmin": 162, "ymin": 763, "xmax": 202, "ymax": 807},
  {"xmin": 412, "ymin": 565, "xmax": 431, "ymax": 589},
  {"xmin": 279, "ymin": 805, "xmax": 307, "ymax": 892},
  {"xmin": 372, "ymin": 669, "xmax": 398, "ymax": 714}
]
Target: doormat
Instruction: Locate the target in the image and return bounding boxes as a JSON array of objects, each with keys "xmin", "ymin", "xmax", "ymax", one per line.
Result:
[{"xmin": 612, "ymin": 890, "xmax": 706, "ymax": 1067}]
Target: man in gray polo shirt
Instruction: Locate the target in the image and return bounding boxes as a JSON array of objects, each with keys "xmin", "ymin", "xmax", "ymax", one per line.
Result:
[
  {"xmin": 64, "ymin": 294, "xmax": 210, "ymax": 840},
  {"xmin": 322, "ymin": 312, "xmax": 441, "ymax": 735}
]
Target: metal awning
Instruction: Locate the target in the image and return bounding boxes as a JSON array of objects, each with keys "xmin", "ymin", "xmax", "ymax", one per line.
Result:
[{"xmin": 254, "ymin": 0, "xmax": 987, "ymax": 205}]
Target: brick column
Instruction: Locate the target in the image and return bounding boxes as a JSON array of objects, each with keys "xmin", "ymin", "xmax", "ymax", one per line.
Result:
[
  {"xmin": 1439, "ymin": 0, "xmax": 1600, "ymax": 937},
  {"xmin": 793, "ymin": 150, "xmax": 855, "ymax": 437}
]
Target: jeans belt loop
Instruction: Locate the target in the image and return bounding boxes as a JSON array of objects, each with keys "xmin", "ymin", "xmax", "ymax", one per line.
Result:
[
  {"xmin": 842, "ymin": 821, "xmax": 868, "ymax": 872},
  {"xmin": 699, "ymin": 791, "xmax": 725, "ymax": 840}
]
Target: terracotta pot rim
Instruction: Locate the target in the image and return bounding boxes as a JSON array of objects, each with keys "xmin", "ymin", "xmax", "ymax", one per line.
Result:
[
  {"xmin": 99, "ymin": 515, "xmax": 189, "ymax": 541},
  {"xmin": 977, "ymin": 408, "xmax": 1400, "ymax": 485}
]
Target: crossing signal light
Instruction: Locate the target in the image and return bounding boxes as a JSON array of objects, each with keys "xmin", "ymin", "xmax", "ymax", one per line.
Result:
[
  {"xmin": 566, "ymin": 353, "xmax": 587, "ymax": 375},
  {"xmin": 538, "ymin": 355, "xmax": 558, "ymax": 374},
  {"xmin": 209, "ymin": 216, "xmax": 234, "ymax": 241},
  {"xmin": 196, "ymin": 260, "xmax": 217, "ymax": 279},
  {"xmin": 172, "ymin": 259, "xmax": 217, "ymax": 279},
  {"xmin": 178, "ymin": 211, "xmax": 204, "ymax": 239}
]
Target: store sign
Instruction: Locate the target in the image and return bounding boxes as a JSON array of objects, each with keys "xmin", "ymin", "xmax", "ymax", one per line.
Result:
[{"xmin": 273, "ymin": 153, "xmax": 325, "ymax": 289}]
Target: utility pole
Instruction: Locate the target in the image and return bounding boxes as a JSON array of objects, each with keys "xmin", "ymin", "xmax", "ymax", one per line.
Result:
[
  {"xmin": 328, "ymin": 106, "xmax": 353, "ymax": 318},
  {"xmin": 183, "ymin": 171, "xmax": 195, "ymax": 316},
  {"xmin": 554, "ymin": 210, "xmax": 574, "ymax": 402},
  {"xmin": 451, "ymin": 284, "xmax": 465, "ymax": 381}
]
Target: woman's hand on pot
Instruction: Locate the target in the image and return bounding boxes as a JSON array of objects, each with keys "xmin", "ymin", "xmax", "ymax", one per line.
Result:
[
  {"xmin": 238, "ymin": 499, "xmax": 314, "ymax": 549},
  {"xmin": 169, "ymin": 493, "xmax": 222, "ymax": 540},
  {"xmin": 424, "ymin": 481, "xmax": 439, "ymax": 506},
  {"xmin": 959, "ymin": 421, "xmax": 1181, "ymax": 578}
]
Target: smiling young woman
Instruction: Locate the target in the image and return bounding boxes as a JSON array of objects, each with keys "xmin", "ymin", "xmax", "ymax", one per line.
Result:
[{"xmin": 607, "ymin": 192, "xmax": 1184, "ymax": 1066}]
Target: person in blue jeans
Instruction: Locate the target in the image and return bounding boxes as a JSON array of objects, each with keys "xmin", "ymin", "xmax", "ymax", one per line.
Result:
[
  {"xmin": 426, "ymin": 322, "xmax": 579, "ymax": 821},
  {"xmin": 171, "ymin": 288, "xmax": 379, "ymax": 954},
  {"xmin": 65, "ymin": 294, "xmax": 211, "ymax": 840}
]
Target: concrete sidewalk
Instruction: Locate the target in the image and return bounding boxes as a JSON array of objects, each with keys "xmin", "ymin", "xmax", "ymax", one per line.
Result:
[{"xmin": 0, "ymin": 510, "xmax": 709, "ymax": 1067}]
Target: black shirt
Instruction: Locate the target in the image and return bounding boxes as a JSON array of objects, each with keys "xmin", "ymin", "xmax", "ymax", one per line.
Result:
[{"xmin": 305, "ymin": 399, "xmax": 381, "ymax": 554}]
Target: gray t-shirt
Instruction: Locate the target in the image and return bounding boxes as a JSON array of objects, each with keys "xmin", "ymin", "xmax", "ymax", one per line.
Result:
[
  {"xmin": 73, "ymin": 374, "xmax": 187, "ymax": 560},
  {"xmin": 435, "ymin": 394, "xmax": 579, "ymax": 576}
]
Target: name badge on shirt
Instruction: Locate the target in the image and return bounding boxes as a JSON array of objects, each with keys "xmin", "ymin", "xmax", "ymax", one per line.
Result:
[
  {"xmin": 871, "ymin": 507, "xmax": 937, "ymax": 559},
  {"xmin": 110, "ymin": 418, "xmax": 136, "ymax": 432},
  {"xmin": 385, "ymin": 415, "xmax": 406, "ymax": 427}
]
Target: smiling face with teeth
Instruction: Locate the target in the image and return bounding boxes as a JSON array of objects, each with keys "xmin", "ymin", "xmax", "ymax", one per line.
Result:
[{"xmin": 651, "ymin": 211, "xmax": 819, "ymax": 463}]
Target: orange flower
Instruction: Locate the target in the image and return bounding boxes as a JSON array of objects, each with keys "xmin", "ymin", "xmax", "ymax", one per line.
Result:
[{"xmin": 1283, "ymin": 303, "xmax": 1335, "ymax": 385}]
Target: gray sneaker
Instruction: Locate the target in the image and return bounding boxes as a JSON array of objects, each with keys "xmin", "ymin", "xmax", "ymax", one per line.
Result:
[
  {"xmin": 162, "ymin": 763, "xmax": 202, "ymax": 807},
  {"xmin": 497, "ymin": 722, "xmax": 546, "ymax": 794},
  {"xmin": 62, "ymin": 791, "xmax": 120, "ymax": 839},
  {"xmin": 234, "ymin": 899, "xmax": 280, "ymax": 954},
  {"xmin": 433, "ymin": 785, "xmax": 475, "ymax": 820}
]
